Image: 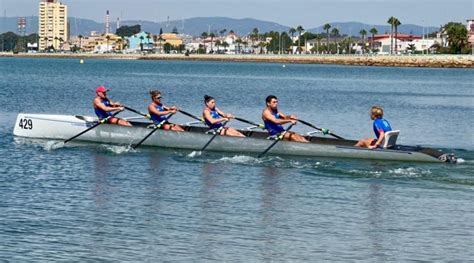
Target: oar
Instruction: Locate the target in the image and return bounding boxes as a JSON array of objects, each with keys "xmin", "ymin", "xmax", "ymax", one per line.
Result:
[
  {"xmin": 200, "ymin": 121, "xmax": 228, "ymax": 152},
  {"xmin": 64, "ymin": 111, "xmax": 121, "ymax": 144},
  {"xmin": 178, "ymin": 109, "xmax": 204, "ymax": 122},
  {"xmin": 297, "ymin": 119, "xmax": 344, "ymax": 140},
  {"xmin": 258, "ymin": 123, "xmax": 295, "ymax": 158},
  {"xmin": 132, "ymin": 114, "xmax": 175, "ymax": 149},
  {"xmin": 234, "ymin": 117, "xmax": 266, "ymax": 130},
  {"xmin": 123, "ymin": 106, "xmax": 150, "ymax": 119}
]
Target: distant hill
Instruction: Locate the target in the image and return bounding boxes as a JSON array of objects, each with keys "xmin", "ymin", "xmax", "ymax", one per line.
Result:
[
  {"xmin": 308, "ymin": 21, "xmax": 439, "ymax": 36},
  {"xmin": 0, "ymin": 16, "xmax": 439, "ymax": 37}
]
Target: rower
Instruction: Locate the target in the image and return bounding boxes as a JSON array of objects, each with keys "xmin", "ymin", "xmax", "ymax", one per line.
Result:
[
  {"xmin": 148, "ymin": 90, "xmax": 184, "ymax": 131},
  {"xmin": 202, "ymin": 95, "xmax": 245, "ymax": 137},
  {"xmin": 355, "ymin": 105, "xmax": 392, "ymax": 149},
  {"xmin": 262, "ymin": 95, "xmax": 309, "ymax": 143},
  {"xmin": 93, "ymin": 85, "xmax": 131, "ymax": 126}
]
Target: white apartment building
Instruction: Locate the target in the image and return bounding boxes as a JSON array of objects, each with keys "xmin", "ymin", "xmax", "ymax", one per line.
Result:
[{"xmin": 39, "ymin": 0, "xmax": 68, "ymax": 51}]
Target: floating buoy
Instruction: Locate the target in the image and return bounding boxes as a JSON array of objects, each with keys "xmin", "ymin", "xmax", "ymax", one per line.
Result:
[
  {"xmin": 282, "ymin": 64, "xmax": 286, "ymax": 68},
  {"xmin": 80, "ymin": 59, "xmax": 84, "ymax": 64}
]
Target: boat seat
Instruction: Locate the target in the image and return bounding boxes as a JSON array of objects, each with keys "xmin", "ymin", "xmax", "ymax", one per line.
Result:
[{"xmin": 382, "ymin": 130, "xmax": 400, "ymax": 149}]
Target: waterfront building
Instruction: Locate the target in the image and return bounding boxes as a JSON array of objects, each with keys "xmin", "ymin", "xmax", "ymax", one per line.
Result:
[
  {"xmin": 70, "ymin": 32, "xmax": 123, "ymax": 53},
  {"xmin": 38, "ymin": 0, "xmax": 68, "ymax": 51},
  {"xmin": 467, "ymin": 19, "xmax": 474, "ymax": 51},
  {"xmin": 126, "ymin": 32, "xmax": 154, "ymax": 52},
  {"xmin": 370, "ymin": 34, "xmax": 427, "ymax": 54},
  {"xmin": 159, "ymin": 33, "xmax": 183, "ymax": 47},
  {"xmin": 153, "ymin": 33, "xmax": 184, "ymax": 53}
]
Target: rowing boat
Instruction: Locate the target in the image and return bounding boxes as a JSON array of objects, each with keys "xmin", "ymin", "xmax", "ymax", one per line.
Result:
[{"xmin": 13, "ymin": 113, "xmax": 457, "ymax": 163}]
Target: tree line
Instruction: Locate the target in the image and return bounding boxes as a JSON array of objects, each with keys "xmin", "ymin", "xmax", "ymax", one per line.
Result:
[{"xmin": 0, "ymin": 19, "xmax": 470, "ymax": 54}]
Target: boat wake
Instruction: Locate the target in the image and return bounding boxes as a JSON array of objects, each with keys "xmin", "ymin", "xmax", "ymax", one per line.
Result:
[
  {"xmin": 100, "ymin": 144, "xmax": 136, "ymax": 154},
  {"xmin": 43, "ymin": 141, "xmax": 65, "ymax": 151},
  {"xmin": 187, "ymin": 151, "xmax": 202, "ymax": 158},
  {"xmin": 182, "ymin": 153, "xmax": 335, "ymax": 169},
  {"xmin": 14, "ymin": 138, "xmax": 66, "ymax": 151},
  {"xmin": 348, "ymin": 167, "xmax": 432, "ymax": 178}
]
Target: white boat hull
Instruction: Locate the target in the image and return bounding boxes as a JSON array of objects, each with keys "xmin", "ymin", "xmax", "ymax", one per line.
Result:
[{"xmin": 13, "ymin": 113, "xmax": 451, "ymax": 163}]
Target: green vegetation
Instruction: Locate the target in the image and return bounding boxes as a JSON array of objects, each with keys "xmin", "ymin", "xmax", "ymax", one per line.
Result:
[
  {"xmin": 0, "ymin": 32, "xmax": 39, "ymax": 52},
  {"xmin": 116, "ymin": 25, "xmax": 141, "ymax": 38},
  {"xmin": 444, "ymin": 22, "xmax": 469, "ymax": 54}
]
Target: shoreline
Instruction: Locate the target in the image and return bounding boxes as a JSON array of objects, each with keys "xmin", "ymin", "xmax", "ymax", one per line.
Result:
[{"xmin": 1, "ymin": 52, "xmax": 473, "ymax": 68}]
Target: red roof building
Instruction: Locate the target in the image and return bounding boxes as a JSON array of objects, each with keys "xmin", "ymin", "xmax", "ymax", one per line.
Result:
[{"xmin": 370, "ymin": 34, "xmax": 422, "ymax": 41}]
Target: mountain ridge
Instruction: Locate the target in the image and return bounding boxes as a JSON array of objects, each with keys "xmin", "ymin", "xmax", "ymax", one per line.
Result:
[{"xmin": 0, "ymin": 16, "xmax": 440, "ymax": 37}]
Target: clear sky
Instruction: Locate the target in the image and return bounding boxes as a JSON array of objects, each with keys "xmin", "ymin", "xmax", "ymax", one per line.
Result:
[{"xmin": 1, "ymin": 0, "xmax": 472, "ymax": 27}]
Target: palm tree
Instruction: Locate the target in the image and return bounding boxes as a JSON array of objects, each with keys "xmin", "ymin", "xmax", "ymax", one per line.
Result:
[
  {"xmin": 54, "ymin": 37, "xmax": 59, "ymax": 51},
  {"xmin": 58, "ymin": 37, "xmax": 64, "ymax": 51},
  {"xmin": 235, "ymin": 38, "xmax": 242, "ymax": 54},
  {"xmin": 387, "ymin": 16, "xmax": 397, "ymax": 54},
  {"xmin": 369, "ymin": 27, "xmax": 378, "ymax": 51},
  {"xmin": 251, "ymin": 27, "xmax": 259, "ymax": 52},
  {"xmin": 359, "ymin": 29, "xmax": 367, "ymax": 53},
  {"xmin": 315, "ymin": 34, "xmax": 323, "ymax": 54},
  {"xmin": 201, "ymin": 32, "xmax": 208, "ymax": 53},
  {"xmin": 105, "ymin": 35, "xmax": 111, "ymax": 52},
  {"xmin": 146, "ymin": 33, "xmax": 152, "ymax": 50},
  {"xmin": 209, "ymin": 32, "xmax": 215, "ymax": 52},
  {"xmin": 116, "ymin": 38, "xmax": 123, "ymax": 51},
  {"xmin": 78, "ymin": 35, "xmax": 83, "ymax": 51},
  {"xmin": 289, "ymin": 27, "xmax": 296, "ymax": 52},
  {"xmin": 222, "ymin": 41, "xmax": 229, "ymax": 52},
  {"xmin": 242, "ymin": 40, "xmax": 248, "ymax": 53},
  {"xmin": 215, "ymin": 39, "xmax": 221, "ymax": 53},
  {"xmin": 43, "ymin": 37, "xmax": 48, "ymax": 51},
  {"xmin": 331, "ymin": 28, "xmax": 339, "ymax": 53},
  {"xmin": 393, "ymin": 18, "xmax": 401, "ymax": 54},
  {"xmin": 296, "ymin": 25, "xmax": 304, "ymax": 54},
  {"xmin": 323, "ymin": 23, "xmax": 331, "ymax": 52},
  {"xmin": 219, "ymin": 29, "xmax": 227, "ymax": 36},
  {"xmin": 139, "ymin": 35, "xmax": 144, "ymax": 52},
  {"xmin": 346, "ymin": 37, "xmax": 353, "ymax": 54}
]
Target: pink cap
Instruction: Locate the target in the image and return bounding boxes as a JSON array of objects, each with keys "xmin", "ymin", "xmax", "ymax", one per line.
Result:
[{"xmin": 95, "ymin": 85, "xmax": 110, "ymax": 93}]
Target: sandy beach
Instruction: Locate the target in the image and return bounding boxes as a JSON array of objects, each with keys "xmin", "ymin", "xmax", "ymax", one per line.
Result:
[{"xmin": 1, "ymin": 52, "xmax": 473, "ymax": 68}]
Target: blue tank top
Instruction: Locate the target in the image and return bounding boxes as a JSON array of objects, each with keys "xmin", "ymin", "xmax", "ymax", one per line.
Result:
[
  {"xmin": 264, "ymin": 110, "xmax": 285, "ymax": 136},
  {"xmin": 204, "ymin": 108, "xmax": 222, "ymax": 129},
  {"xmin": 373, "ymin": 118, "xmax": 392, "ymax": 139},
  {"xmin": 150, "ymin": 103, "xmax": 167, "ymax": 124},
  {"xmin": 94, "ymin": 99, "xmax": 112, "ymax": 120}
]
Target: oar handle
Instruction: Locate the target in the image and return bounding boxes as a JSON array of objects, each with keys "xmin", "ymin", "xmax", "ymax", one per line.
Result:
[
  {"xmin": 124, "ymin": 106, "xmax": 149, "ymax": 118},
  {"xmin": 297, "ymin": 119, "xmax": 344, "ymax": 140},
  {"xmin": 234, "ymin": 117, "xmax": 266, "ymax": 130},
  {"xmin": 132, "ymin": 113, "xmax": 175, "ymax": 149},
  {"xmin": 200, "ymin": 121, "xmax": 228, "ymax": 152},
  {"xmin": 64, "ymin": 111, "xmax": 121, "ymax": 144},
  {"xmin": 258, "ymin": 123, "xmax": 294, "ymax": 158}
]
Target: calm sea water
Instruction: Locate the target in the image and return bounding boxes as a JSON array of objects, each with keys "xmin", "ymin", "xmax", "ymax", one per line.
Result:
[{"xmin": 0, "ymin": 57, "xmax": 473, "ymax": 261}]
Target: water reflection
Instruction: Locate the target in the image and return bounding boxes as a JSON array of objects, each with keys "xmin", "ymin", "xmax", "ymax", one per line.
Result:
[
  {"xmin": 197, "ymin": 162, "xmax": 222, "ymax": 260},
  {"xmin": 366, "ymin": 180, "xmax": 387, "ymax": 260},
  {"xmin": 93, "ymin": 154, "xmax": 111, "ymax": 207},
  {"xmin": 260, "ymin": 166, "xmax": 282, "ymax": 261}
]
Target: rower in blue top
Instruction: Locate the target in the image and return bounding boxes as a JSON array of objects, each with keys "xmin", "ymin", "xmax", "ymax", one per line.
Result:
[
  {"xmin": 261, "ymin": 95, "xmax": 309, "ymax": 143},
  {"xmin": 93, "ymin": 85, "xmax": 131, "ymax": 126},
  {"xmin": 148, "ymin": 90, "xmax": 184, "ymax": 131},
  {"xmin": 202, "ymin": 95, "xmax": 245, "ymax": 137},
  {"xmin": 356, "ymin": 105, "xmax": 392, "ymax": 149}
]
